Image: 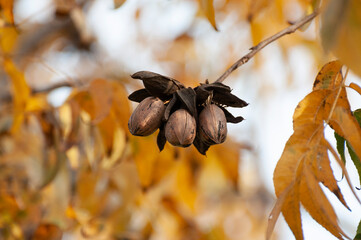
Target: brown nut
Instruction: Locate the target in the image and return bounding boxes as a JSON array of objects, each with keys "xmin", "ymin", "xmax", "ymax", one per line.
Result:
[
  {"xmin": 165, "ymin": 109, "xmax": 196, "ymax": 147},
  {"xmin": 198, "ymin": 104, "xmax": 227, "ymax": 145},
  {"xmin": 128, "ymin": 97, "xmax": 165, "ymax": 136}
]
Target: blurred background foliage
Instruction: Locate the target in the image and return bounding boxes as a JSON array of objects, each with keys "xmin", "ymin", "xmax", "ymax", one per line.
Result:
[{"xmin": 0, "ymin": 0, "xmax": 360, "ymax": 239}]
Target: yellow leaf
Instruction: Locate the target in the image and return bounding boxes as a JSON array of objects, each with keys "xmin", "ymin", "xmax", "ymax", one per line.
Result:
[
  {"xmin": 0, "ymin": 0, "xmax": 14, "ymax": 24},
  {"xmin": 132, "ymin": 136, "xmax": 160, "ymax": 189},
  {"xmin": 200, "ymin": 0, "xmax": 217, "ymax": 30},
  {"xmin": 312, "ymin": 61, "xmax": 343, "ymax": 90},
  {"xmin": 174, "ymin": 158, "xmax": 197, "ymax": 211},
  {"xmin": 270, "ymin": 61, "xmax": 356, "ymax": 240},
  {"xmin": 0, "ymin": 27, "xmax": 17, "ymax": 54},
  {"xmin": 210, "ymin": 141, "xmax": 241, "ymax": 187},
  {"xmin": 109, "ymin": 81, "xmax": 131, "ymax": 132},
  {"xmin": 349, "ymin": 82, "xmax": 361, "ymax": 96},
  {"xmin": 25, "ymin": 93, "xmax": 50, "ymax": 112},
  {"xmin": 331, "ymin": 107, "xmax": 361, "ymax": 162},
  {"xmin": 3, "ymin": 58, "xmax": 30, "ymax": 133},
  {"xmin": 321, "ymin": 0, "xmax": 361, "ymax": 77},
  {"xmin": 300, "ymin": 158, "xmax": 346, "ymax": 239}
]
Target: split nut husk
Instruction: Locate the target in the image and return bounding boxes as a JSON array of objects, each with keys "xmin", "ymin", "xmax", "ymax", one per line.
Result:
[
  {"xmin": 165, "ymin": 109, "xmax": 196, "ymax": 147},
  {"xmin": 128, "ymin": 97, "xmax": 166, "ymax": 136},
  {"xmin": 199, "ymin": 104, "xmax": 227, "ymax": 145}
]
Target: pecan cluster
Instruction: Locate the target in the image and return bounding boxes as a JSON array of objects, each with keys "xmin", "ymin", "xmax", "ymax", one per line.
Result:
[{"xmin": 128, "ymin": 71, "xmax": 248, "ymax": 155}]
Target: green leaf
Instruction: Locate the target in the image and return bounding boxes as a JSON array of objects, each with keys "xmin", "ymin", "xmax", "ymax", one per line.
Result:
[
  {"xmin": 334, "ymin": 132, "xmax": 346, "ymax": 164},
  {"xmin": 345, "ymin": 109, "xmax": 361, "ymax": 188},
  {"xmin": 355, "ymin": 219, "xmax": 361, "ymax": 240},
  {"xmin": 354, "ymin": 109, "xmax": 361, "ymax": 125}
]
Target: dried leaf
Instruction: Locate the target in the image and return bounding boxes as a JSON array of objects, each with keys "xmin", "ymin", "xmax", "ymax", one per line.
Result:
[
  {"xmin": 0, "ymin": 26, "xmax": 17, "ymax": 54},
  {"xmin": 270, "ymin": 61, "xmax": 356, "ymax": 240},
  {"xmin": 321, "ymin": 0, "xmax": 361, "ymax": 77},
  {"xmin": 332, "ymin": 107, "xmax": 361, "ymax": 173},
  {"xmin": 85, "ymin": 79, "xmax": 113, "ymax": 124},
  {"xmin": 110, "ymin": 81, "xmax": 131, "ymax": 132},
  {"xmin": 200, "ymin": 0, "xmax": 217, "ymax": 30},
  {"xmin": 334, "ymin": 109, "xmax": 361, "ymax": 187},
  {"xmin": 132, "ymin": 136, "xmax": 160, "ymax": 189},
  {"xmin": 3, "ymin": 58, "xmax": 30, "ymax": 133},
  {"xmin": 312, "ymin": 61, "xmax": 343, "ymax": 90},
  {"xmin": 349, "ymin": 82, "xmax": 361, "ymax": 96},
  {"xmin": 0, "ymin": 0, "xmax": 14, "ymax": 24}
]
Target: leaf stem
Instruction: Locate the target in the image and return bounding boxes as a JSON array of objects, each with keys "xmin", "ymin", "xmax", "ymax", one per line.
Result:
[
  {"xmin": 325, "ymin": 67, "xmax": 349, "ymax": 125},
  {"xmin": 215, "ymin": 10, "xmax": 319, "ymax": 83}
]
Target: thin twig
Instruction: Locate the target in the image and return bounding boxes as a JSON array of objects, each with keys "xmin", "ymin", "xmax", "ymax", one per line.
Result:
[
  {"xmin": 215, "ymin": 10, "xmax": 319, "ymax": 83},
  {"xmin": 0, "ymin": 82, "xmax": 74, "ymax": 103}
]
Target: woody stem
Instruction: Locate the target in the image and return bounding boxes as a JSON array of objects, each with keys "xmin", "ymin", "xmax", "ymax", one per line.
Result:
[{"xmin": 215, "ymin": 10, "xmax": 319, "ymax": 83}]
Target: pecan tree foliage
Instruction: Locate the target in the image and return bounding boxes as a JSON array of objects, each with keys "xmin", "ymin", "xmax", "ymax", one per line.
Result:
[{"xmin": 128, "ymin": 71, "xmax": 248, "ymax": 154}]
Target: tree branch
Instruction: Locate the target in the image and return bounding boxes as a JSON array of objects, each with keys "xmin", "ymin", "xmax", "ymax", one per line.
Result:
[
  {"xmin": 0, "ymin": 82, "xmax": 74, "ymax": 103},
  {"xmin": 215, "ymin": 10, "xmax": 319, "ymax": 83}
]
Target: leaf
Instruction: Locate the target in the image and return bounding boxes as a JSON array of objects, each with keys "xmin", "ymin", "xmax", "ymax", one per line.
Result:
[
  {"xmin": 132, "ymin": 136, "xmax": 160, "ymax": 189},
  {"xmin": 334, "ymin": 132, "xmax": 346, "ymax": 163},
  {"xmin": 331, "ymin": 107, "xmax": 361, "ymax": 167},
  {"xmin": 87, "ymin": 79, "xmax": 114, "ymax": 124},
  {"xmin": 321, "ymin": 0, "xmax": 361, "ymax": 77},
  {"xmin": 0, "ymin": 0, "xmax": 15, "ymax": 24},
  {"xmin": 320, "ymin": 0, "xmax": 348, "ymax": 52},
  {"xmin": 270, "ymin": 61, "xmax": 355, "ymax": 240},
  {"xmin": 3, "ymin": 58, "xmax": 31, "ymax": 133},
  {"xmin": 109, "ymin": 81, "xmax": 131, "ymax": 132},
  {"xmin": 312, "ymin": 61, "xmax": 343, "ymax": 90},
  {"xmin": 32, "ymin": 223, "xmax": 63, "ymax": 240},
  {"xmin": 346, "ymin": 141, "xmax": 361, "ymax": 188},
  {"xmin": 200, "ymin": 0, "xmax": 217, "ymax": 30},
  {"xmin": 273, "ymin": 124, "xmax": 348, "ymax": 239},
  {"xmin": 0, "ymin": 26, "xmax": 17, "ymax": 54},
  {"xmin": 349, "ymin": 83, "xmax": 361, "ymax": 96},
  {"xmin": 333, "ymin": 109, "xmax": 361, "ymax": 187},
  {"xmin": 113, "ymin": 0, "xmax": 126, "ymax": 9},
  {"xmin": 355, "ymin": 219, "xmax": 361, "ymax": 240},
  {"xmin": 67, "ymin": 80, "xmax": 130, "ymax": 156}
]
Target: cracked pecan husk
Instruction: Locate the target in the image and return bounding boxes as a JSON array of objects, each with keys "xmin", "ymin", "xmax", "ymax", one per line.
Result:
[
  {"xmin": 165, "ymin": 109, "xmax": 196, "ymax": 147},
  {"xmin": 128, "ymin": 71, "xmax": 248, "ymax": 155},
  {"xmin": 128, "ymin": 97, "xmax": 166, "ymax": 136},
  {"xmin": 198, "ymin": 104, "xmax": 227, "ymax": 145}
]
